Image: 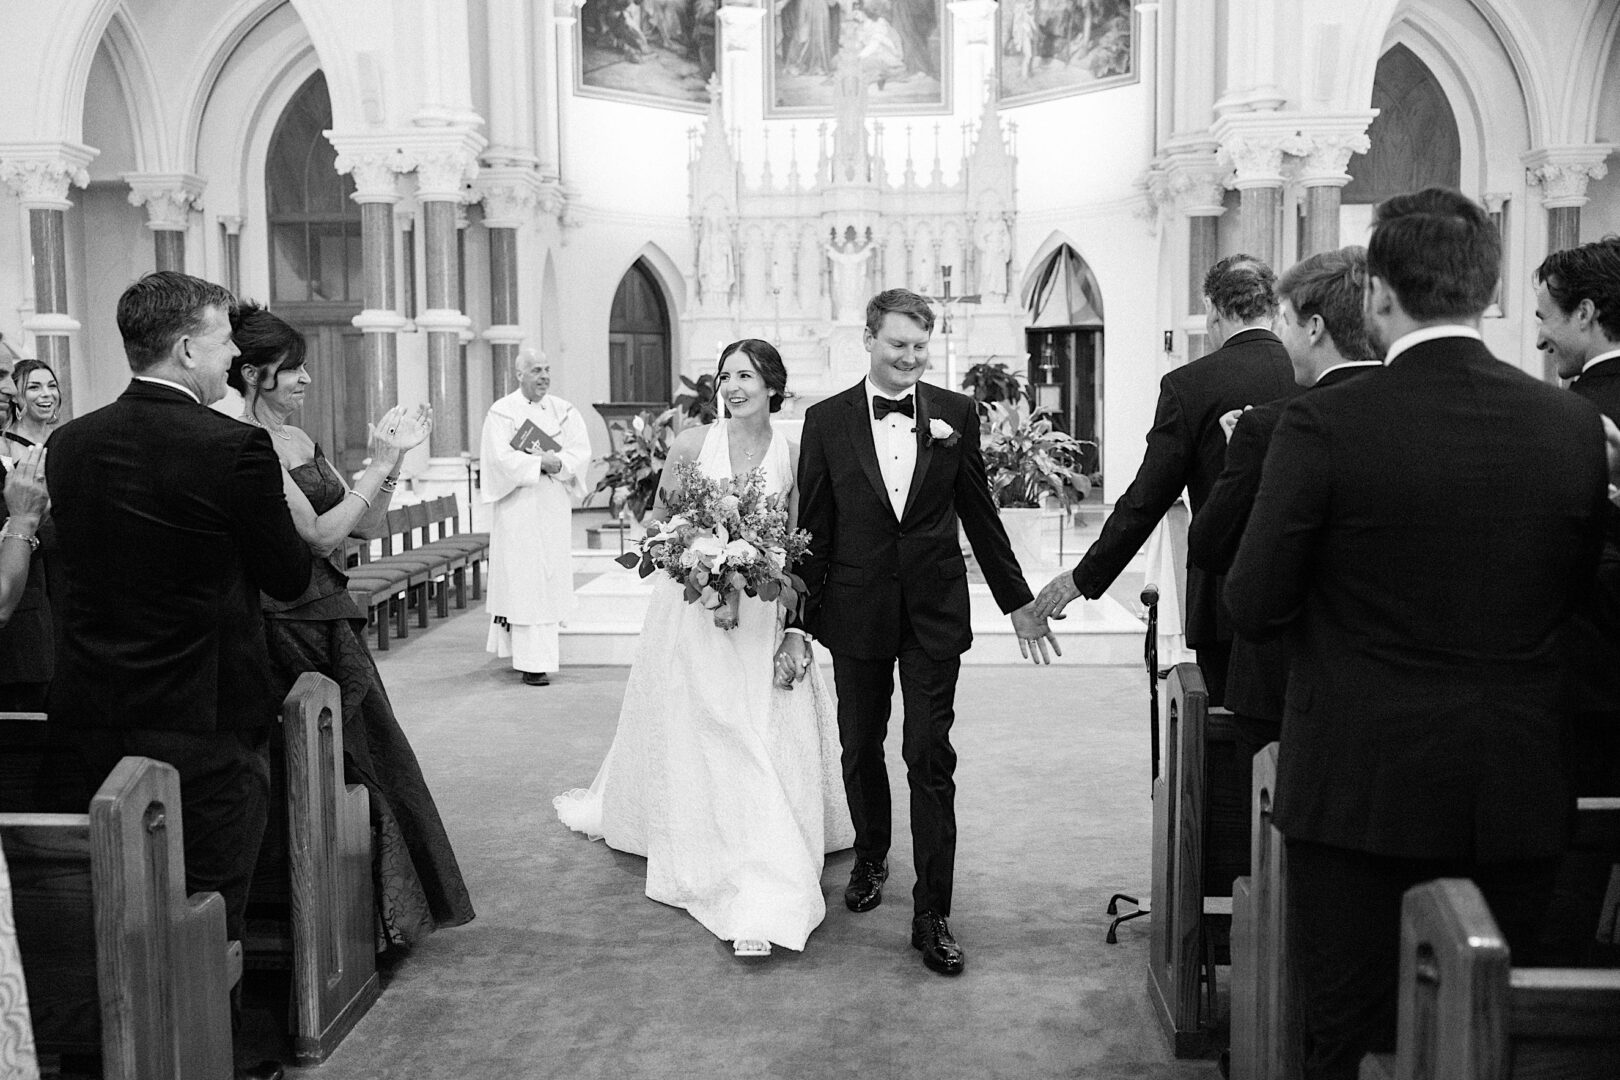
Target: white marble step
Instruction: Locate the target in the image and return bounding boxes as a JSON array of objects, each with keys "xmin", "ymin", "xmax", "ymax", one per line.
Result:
[{"xmin": 559, "ymin": 563, "xmax": 1145, "ymax": 666}]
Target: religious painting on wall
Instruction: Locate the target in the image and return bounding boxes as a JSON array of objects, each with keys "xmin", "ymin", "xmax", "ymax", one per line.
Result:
[
  {"xmin": 997, "ymin": 0, "xmax": 1136, "ymax": 106},
  {"xmin": 577, "ymin": 0, "xmax": 718, "ymax": 110},
  {"xmin": 768, "ymin": 0, "xmax": 950, "ymax": 115}
]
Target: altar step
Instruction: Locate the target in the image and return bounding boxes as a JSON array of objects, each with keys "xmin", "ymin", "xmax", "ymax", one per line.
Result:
[{"xmin": 558, "ymin": 560, "xmax": 1146, "ymax": 667}]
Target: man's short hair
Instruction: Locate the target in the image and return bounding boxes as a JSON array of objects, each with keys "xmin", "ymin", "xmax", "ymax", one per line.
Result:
[
  {"xmin": 1535, "ymin": 236, "xmax": 1620, "ymax": 342},
  {"xmin": 1278, "ymin": 246, "xmax": 1374, "ymax": 361},
  {"xmin": 1202, "ymin": 255, "xmax": 1278, "ymax": 322},
  {"xmin": 865, "ymin": 288, "xmax": 935, "ymax": 336},
  {"xmin": 1367, "ymin": 187, "xmax": 1499, "ymax": 321},
  {"xmin": 117, "ymin": 271, "xmax": 237, "ymax": 373}
]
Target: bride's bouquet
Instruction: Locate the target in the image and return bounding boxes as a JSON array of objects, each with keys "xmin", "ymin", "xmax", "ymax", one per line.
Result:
[{"xmin": 615, "ymin": 459, "xmax": 813, "ymax": 630}]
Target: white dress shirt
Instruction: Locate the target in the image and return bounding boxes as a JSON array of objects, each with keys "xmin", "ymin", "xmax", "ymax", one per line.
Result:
[
  {"xmin": 864, "ymin": 378, "xmax": 917, "ymax": 519},
  {"xmin": 132, "ymin": 375, "xmax": 200, "ymax": 404},
  {"xmin": 1579, "ymin": 346, "xmax": 1620, "ymax": 375}
]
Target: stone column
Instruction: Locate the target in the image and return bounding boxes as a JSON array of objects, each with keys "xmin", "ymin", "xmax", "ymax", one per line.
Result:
[
  {"xmin": 0, "ymin": 144, "xmax": 96, "ymax": 415},
  {"xmin": 411, "ymin": 146, "xmax": 481, "ymax": 464},
  {"xmin": 1222, "ymin": 135, "xmax": 1290, "ymax": 270},
  {"xmin": 1296, "ymin": 123, "xmax": 1371, "ymax": 258},
  {"xmin": 476, "ymin": 170, "xmax": 542, "ymax": 401},
  {"xmin": 125, "ymin": 173, "xmax": 205, "ymax": 273},
  {"xmin": 219, "ymin": 215, "xmax": 244, "ymax": 295},
  {"xmin": 334, "ymin": 147, "xmax": 410, "ymax": 420}
]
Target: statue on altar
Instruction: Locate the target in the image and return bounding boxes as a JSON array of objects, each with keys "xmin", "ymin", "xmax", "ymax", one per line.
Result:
[
  {"xmin": 974, "ymin": 215, "xmax": 1011, "ymax": 301},
  {"xmin": 826, "ymin": 236, "xmax": 874, "ymax": 323},
  {"xmin": 698, "ymin": 210, "xmax": 735, "ymax": 309}
]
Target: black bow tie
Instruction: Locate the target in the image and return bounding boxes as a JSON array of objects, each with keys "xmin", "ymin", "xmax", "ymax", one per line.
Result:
[{"xmin": 872, "ymin": 395, "xmax": 914, "ymax": 420}]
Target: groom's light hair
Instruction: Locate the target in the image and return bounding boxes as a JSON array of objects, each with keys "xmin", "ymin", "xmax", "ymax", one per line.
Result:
[{"xmin": 865, "ymin": 289, "xmax": 935, "ymax": 336}]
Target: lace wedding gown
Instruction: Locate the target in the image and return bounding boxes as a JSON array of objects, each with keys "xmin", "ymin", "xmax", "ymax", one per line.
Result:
[{"xmin": 554, "ymin": 420, "xmax": 854, "ymax": 951}]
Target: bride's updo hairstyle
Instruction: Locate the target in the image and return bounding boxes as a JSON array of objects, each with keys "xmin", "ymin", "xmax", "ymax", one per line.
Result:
[
  {"xmin": 716, "ymin": 338, "xmax": 790, "ymax": 413},
  {"xmin": 228, "ymin": 301, "xmax": 307, "ymax": 394}
]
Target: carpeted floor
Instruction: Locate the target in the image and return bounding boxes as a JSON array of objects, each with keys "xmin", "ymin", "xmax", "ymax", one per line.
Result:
[{"xmin": 285, "ymin": 602, "xmax": 1220, "ymax": 1080}]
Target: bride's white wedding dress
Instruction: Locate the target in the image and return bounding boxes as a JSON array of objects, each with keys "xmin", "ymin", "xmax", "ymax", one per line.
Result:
[{"xmin": 554, "ymin": 419, "xmax": 854, "ymax": 951}]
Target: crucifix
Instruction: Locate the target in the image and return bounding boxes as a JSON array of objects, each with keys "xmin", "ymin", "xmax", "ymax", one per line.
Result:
[{"xmin": 928, "ymin": 266, "xmax": 981, "ymax": 391}]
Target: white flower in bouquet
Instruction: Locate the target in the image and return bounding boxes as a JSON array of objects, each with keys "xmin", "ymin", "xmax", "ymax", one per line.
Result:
[{"xmin": 723, "ymin": 538, "xmax": 759, "ymax": 566}]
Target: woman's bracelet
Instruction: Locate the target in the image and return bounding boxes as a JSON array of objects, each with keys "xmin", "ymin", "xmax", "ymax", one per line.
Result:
[
  {"xmin": 347, "ymin": 488, "xmax": 373, "ymax": 510},
  {"xmin": 0, "ymin": 527, "xmax": 39, "ymax": 551},
  {"xmin": 380, "ymin": 473, "xmax": 400, "ymax": 493}
]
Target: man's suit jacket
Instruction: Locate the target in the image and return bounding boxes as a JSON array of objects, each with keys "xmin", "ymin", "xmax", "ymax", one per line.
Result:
[
  {"xmin": 1564, "ymin": 355, "xmax": 1620, "ymax": 713},
  {"xmin": 1226, "ymin": 337, "xmax": 1609, "ymax": 862},
  {"xmin": 47, "ymin": 380, "xmax": 311, "ymax": 734},
  {"xmin": 1072, "ymin": 328, "xmax": 1299, "ymax": 648},
  {"xmin": 796, "ymin": 380, "xmax": 1031, "ymax": 661},
  {"xmin": 1187, "ymin": 362, "xmax": 1381, "ymax": 720}
]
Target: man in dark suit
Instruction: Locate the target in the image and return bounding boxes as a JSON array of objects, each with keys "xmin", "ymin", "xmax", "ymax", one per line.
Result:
[
  {"xmin": 777, "ymin": 288, "xmax": 1056, "ymax": 975},
  {"xmin": 1226, "ymin": 189, "xmax": 1611, "ymax": 1079},
  {"xmin": 1531, "ymin": 237, "xmax": 1620, "ymax": 964},
  {"xmin": 48, "ymin": 271, "xmax": 309, "ymax": 1080},
  {"xmin": 1187, "ymin": 246, "xmax": 1382, "ymax": 763},
  {"xmin": 1031, "ymin": 255, "xmax": 1300, "ymax": 706}
]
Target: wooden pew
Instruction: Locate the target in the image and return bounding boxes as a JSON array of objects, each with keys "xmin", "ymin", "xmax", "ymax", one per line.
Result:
[
  {"xmin": 1146, "ymin": 662, "xmax": 1250, "ymax": 1057},
  {"xmin": 0, "ymin": 756, "xmax": 238, "ymax": 1079},
  {"xmin": 253, "ymin": 672, "xmax": 380, "ymax": 1066},
  {"xmin": 1230, "ymin": 741, "xmax": 1303, "ymax": 1080},
  {"xmin": 0, "ymin": 841, "xmax": 42, "ymax": 1080},
  {"xmin": 1361, "ymin": 874, "xmax": 1620, "ymax": 1080}
]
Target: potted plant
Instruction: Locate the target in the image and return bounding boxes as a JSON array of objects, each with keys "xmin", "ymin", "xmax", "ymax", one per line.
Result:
[
  {"xmin": 979, "ymin": 401, "xmax": 1097, "ymax": 571},
  {"xmin": 593, "ymin": 407, "xmax": 682, "ymax": 524},
  {"xmin": 960, "ymin": 360, "xmax": 1029, "ymax": 417}
]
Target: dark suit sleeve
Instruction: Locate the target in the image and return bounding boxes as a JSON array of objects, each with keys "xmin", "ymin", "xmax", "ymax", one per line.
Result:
[
  {"xmin": 794, "ymin": 408, "xmax": 834, "ymax": 636},
  {"xmin": 1071, "ymin": 374, "xmax": 1191, "ymax": 597},
  {"xmin": 1187, "ymin": 409, "xmax": 1270, "ymax": 575},
  {"xmin": 229, "ymin": 427, "xmax": 312, "ymax": 602},
  {"xmin": 1225, "ymin": 398, "xmax": 1330, "ymax": 642},
  {"xmin": 954, "ymin": 399, "xmax": 1033, "ymax": 613}
]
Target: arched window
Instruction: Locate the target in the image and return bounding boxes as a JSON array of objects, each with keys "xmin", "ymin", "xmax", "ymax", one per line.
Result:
[
  {"xmin": 1343, "ymin": 44, "xmax": 1462, "ymax": 205},
  {"xmin": 264, "ymin": 72, "xmax": 368, "ymax": 471},
  {"xmin": 608, "ymin": 261, "xmax": 673, "ymax": 404}
]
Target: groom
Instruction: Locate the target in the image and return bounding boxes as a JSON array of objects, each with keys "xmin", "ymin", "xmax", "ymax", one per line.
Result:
[{"xmin": 776, "ymin": 287, "xmax": 1057, "ymax": 975}]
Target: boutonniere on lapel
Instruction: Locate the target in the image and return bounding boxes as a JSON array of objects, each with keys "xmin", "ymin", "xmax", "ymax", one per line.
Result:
[{"xmin": 916, "ymin": 418, "xmax": 959, "ymax": 448}]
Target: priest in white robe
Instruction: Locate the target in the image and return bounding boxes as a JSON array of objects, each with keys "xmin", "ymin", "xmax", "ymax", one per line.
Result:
[{"xmin": 480, "ymin": 350, "xmax": 592, "ymax": 685}]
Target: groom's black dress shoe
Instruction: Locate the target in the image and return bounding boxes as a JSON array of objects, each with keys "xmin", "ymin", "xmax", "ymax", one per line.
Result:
[
  {"xmin": 912, "ymin": 911, "xmax": 965, "ymax": 975},
  {"xmin": 844, "ymin": 858, "xmax": 888, "ymax": 912}
]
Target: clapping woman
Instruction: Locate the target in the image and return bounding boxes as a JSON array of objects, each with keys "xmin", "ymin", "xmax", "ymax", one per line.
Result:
[
  {"xmin": 231, "ymin": 302, "xmax": 474, "ymax": 953},
  {"xmin": 3, "ymin": 359, "xmax": 60, "ymax": 450}
]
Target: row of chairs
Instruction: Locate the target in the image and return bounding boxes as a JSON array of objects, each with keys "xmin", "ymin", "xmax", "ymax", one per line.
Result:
[{"xmin": 343, "ymin": 494, "xmax": 489, "ymax": 650}]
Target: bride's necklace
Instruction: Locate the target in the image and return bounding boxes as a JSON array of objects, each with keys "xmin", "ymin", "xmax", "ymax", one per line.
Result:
[
  {"xmin": 243, "ymin": 406, "xmax": 292, "ymax": 440},
  {"xmin": 732, "ymin": 424, "xmax": 769, "ymax": 462}
]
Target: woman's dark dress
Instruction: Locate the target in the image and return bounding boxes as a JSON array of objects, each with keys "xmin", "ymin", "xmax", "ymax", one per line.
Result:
[{"xmin": 264, "ymin": 447, "xmax": 474, "ymax": 950}]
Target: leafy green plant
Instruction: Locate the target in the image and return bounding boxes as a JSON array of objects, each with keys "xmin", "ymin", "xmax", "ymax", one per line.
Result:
[
  {"xmin": 980, "ymin": 402, "xmax": 1097, "ymax": 510},
  {"xmin": 675, "ymin": 373, "xmax": 719, "ymax": 423},
  {"xmin": 960, "ymin": 361, "xmax": 1030, "ymax": 415},
  {"xmin": 593, "ymin": 407, "xmax": 681, "ymax": 521}
]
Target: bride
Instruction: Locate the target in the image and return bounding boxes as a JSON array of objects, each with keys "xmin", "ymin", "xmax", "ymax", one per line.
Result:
[{"xmin": 555, "ymin": 339, "xmax": 853, "ymax": 957}]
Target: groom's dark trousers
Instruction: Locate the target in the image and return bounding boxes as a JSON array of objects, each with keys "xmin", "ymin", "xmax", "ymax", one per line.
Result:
[{"xmin": 796, "ymin": 379, "xmax": 1032, "ymax": 916}]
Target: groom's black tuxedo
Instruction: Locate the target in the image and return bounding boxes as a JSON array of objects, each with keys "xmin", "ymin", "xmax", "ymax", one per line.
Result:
[{"xmin": 797, "ymin": 378, "xmax": 1032, "ymax": 916}]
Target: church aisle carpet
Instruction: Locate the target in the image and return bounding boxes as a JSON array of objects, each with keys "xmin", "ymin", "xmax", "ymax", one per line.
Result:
[{"xmin": 292, "ymin": 603, "xmax": 1220, "ymax": 1080}]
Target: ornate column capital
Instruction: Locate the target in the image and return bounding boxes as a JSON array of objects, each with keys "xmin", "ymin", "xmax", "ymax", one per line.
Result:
[
  {"xmin": 404, "ymin": 134, "xmax": 485, "ymax": 202},
  {"xmin": 0, "ymin": 143, "xmax": 97, "ymax": 209},
  {"xmin": 1294, "ymin": 113, "xmax": 1376, "ymax": 187},
  {"xmin": 124, "ymin": 173, "xmax": 206, "ymax": 231},
  {"xmin": 474, "ymin": 167, "xmax": 546, "ymax": 227},
  {"xmin": 1212, "ymin": 115, "xmax": 1309, "ymax": 190},
  {"xmin": 1156, "ymin": 146, "xmax": 1230, "ymax": 216},
  {"xmin": 1523, "ymin": 145, "xmax": 1616, "ymax": 209},
  {"xmin": 334, "ymin": 155, "xmax": 410, "ymax": 205},
  {"xmin": 218, "ymin": 214, "xmax": 245, "ymax": 235}
]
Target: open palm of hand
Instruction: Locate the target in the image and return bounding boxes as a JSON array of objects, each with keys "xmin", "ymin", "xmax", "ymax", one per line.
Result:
[{"xmin": 370, "ymin": 403, "xmax": 434, "ymax": 455}]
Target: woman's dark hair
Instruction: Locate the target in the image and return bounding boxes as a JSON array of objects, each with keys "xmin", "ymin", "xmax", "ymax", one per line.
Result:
[
  {"xmin": 716, "ymin": 339, "xmax": 790, "ymax": 414},
  {"xmin": 227, "ymin": 301, "xmax": 307, "ymax": 394},
  {"xmin": 9, "ymin": 358, "xmax": 58, "ymax": 421}
]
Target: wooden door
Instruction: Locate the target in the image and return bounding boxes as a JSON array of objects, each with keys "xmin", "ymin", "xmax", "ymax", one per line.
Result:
[{"xmin": 296, "ymin": 325, "xmax": 368, "ymax": 474}]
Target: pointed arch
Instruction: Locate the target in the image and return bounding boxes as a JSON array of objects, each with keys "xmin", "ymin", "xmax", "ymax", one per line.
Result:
[
  {"xmin": 1017, "ymin": 230, "xmax": 1104, "ymax": 315},
  {"xmin": 94, "ymin": 10, "xmax": 168, "ymax": 173},
  {"xmin": 607, "ymin": 248, "xmax": 683, "ymax": 404}
]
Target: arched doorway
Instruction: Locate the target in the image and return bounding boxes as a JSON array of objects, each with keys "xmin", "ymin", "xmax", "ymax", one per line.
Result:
[
  {"xmin": 1343, "ymin": 43, "xmax": 1462, "ymax": 205},
  {"xmin": 1023, "ymin": 244, "xmax": 1104, "ymax": 481},
  {"xmin": 264, "ymin": 71, "xmax": 368, "ymax": 471},
  {"xmin": 608, "ymin": 260, "xmax": 673, "ymax": 406}
]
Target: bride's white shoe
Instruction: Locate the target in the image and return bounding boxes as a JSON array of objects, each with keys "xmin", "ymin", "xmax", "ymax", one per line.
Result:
[{"xmin": 733, "ymin": 938, "xmax": 771, "ymax": 957}]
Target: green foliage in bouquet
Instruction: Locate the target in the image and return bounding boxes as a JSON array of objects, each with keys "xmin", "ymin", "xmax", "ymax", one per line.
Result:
[
  {"xmin": 980, "ymin": 401, "xmax": 1098, "ymax": 510},
  {"xmin": 593, "ymin": 408, "xmax": 680, "ymax": 521},
  {"xmin": 614, "ymin": 460, "xmax": 812, "ymax": 630}
]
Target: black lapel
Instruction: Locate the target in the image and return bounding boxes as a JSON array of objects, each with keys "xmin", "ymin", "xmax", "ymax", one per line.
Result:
[
  {"xmin": 845, "ymin": 383, "xmax": 891, "ymax": 510},
  {"xmin": 900, "ymin": 384, "xmax": 936, "ymax": 521}
]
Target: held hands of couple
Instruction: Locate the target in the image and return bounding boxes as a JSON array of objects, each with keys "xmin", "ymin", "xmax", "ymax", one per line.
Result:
[
  {"xmin": 1010, "ymin": 601, "xmax": 1062, "ymax": 665},
  {"xmin": 773, "ymin": 633, "xmax": 812, "ymax": 690},
  {"xmin": 1030, "ymin": 570, "xmax": 1082, "ymax": 625},
  {"xmin": 367, "ymin": 404, "xmax": 433, "ymax": 460}
]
